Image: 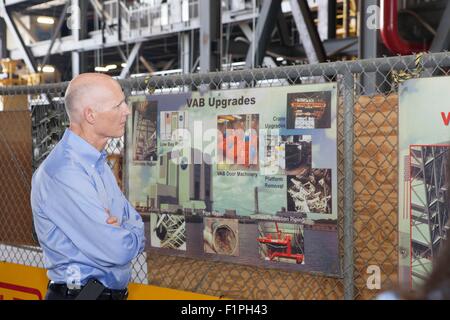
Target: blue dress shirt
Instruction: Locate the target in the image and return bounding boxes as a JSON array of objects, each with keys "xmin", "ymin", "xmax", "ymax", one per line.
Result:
[{"xmin": 31, "ymin": 129, "xmax": 145, "ymax": 290}]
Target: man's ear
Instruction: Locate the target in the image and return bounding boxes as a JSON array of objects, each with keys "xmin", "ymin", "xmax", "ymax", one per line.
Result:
[{"xmin": 84, "ymin": 106, "xmax": 96, "ymax": 125}]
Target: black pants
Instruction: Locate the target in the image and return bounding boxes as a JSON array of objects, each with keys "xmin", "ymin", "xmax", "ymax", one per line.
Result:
[
  {"xmin": 45, "ymin": 282, "xmax": 128, "ymax": 300},
  {"xmin": 45, "ymin": 287, "xmax": 75, "ymax": 300}
]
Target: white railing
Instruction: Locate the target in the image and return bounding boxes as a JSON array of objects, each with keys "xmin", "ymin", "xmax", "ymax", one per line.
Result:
[
  {"xmin": 124, "ymin": 0, "xmax": 200, "ymax": 38},
  {"xmin": 101, "ymin": 0, "xmax": 261, "ymax": 41},
  {"xmin": 104, "ymin": 0, "xmax": 119, "ymax": 21}
]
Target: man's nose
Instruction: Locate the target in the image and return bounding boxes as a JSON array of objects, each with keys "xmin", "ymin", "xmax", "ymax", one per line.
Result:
[{"xmin": 124, "ymin": 103, "xmax": 131, "ymax": 116}]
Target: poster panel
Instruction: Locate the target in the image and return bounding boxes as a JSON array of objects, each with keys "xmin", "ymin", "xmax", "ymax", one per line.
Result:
[
  {"xmin": 399, "ymin": 77, "xmax": 450, "ymax": 288},
  {"xmin": 126, "ymin": 83, "xmax": 340, "ymax": 275}
]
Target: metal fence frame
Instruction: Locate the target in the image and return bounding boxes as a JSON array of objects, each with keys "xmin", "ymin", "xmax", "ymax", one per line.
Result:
[{"xmin": 2, "ymin": 51, "xmax": 450, "ymax": 299}]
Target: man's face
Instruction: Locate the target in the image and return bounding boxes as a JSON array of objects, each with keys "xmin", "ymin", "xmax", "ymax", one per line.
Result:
[{"xmin": 92, "ymin": 84, "xmax": 131, "ymax": 138}]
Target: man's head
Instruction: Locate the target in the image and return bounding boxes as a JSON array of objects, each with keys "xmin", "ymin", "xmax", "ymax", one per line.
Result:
[{"xmin": 64, "ymin": 73, "xmax": 130, "ymax": 139}]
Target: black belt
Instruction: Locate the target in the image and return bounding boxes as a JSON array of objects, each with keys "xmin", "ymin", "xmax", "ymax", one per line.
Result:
[{"xmin": 48, "ymin": 281, "xmax": 128, "ymax": 300}]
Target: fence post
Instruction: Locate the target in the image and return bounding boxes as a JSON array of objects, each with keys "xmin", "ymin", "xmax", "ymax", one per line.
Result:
[{"xmin": 343, "ymin": 70, "xmax": 355, "ymax": 300}]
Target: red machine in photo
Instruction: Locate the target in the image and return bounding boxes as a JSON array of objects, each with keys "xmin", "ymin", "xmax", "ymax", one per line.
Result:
[
  {"xmin": 217, "ymin": 114, "xmax": 259, "ymax": 169},
  {"xmin": 257, "ymin": 222, "xmax": 304, "ymax": 264}
]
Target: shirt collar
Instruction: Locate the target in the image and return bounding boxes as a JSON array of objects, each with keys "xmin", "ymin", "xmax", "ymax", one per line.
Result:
[{"xmin": 63, "ymin": 129, "xmax": 107, "ymax": 169}]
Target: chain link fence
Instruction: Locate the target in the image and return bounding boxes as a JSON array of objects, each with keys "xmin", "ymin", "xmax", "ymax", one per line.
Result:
[{"xmin": 2, "ymin": 52, "xmax": 450, "ymax": 299}]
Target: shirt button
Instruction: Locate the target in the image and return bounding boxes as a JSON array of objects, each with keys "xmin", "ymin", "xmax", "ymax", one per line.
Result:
[{"xmin": 91, "ymin": 164, "xmax": 95, "ymax": 168}]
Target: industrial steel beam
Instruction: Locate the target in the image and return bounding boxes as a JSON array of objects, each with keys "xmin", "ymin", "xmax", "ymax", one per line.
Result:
[
  {"xmin": 0, "ymin": 1, "xmax": 58, "ymax": 110},
  {"xmin": 0, "ymin": 0, "xmax": 36, "ymax": 72},
  {"xmin": 117, "ymin": 0, "xmax": 121, "ymax": 42},
  {"xmin": 263, "ymin": 57, "xmax": 277, "ymax": 68},
  {"xmin": 430, "ymin": 0, "xmax": 450, "ymax": 52},
  {"xmin": 199, "ymin": 0, "xmax": 221, "ymax": 72},
  {"xmin": 245, "ymin": 0, "xmax": 282, "ymax": 68},
  {"xmin": 78, "ymin": 0, "xmax": 88, "ymax": 74},
  {"xmin": 139, "ymin": 55, "xmax": 155, "ymax": 74},
  {"xmin": 239, "ymin": 22, "xmax": 278, "ymax": 67},
  {"xmin": 9, "ymin": 32, "xmax": 124, "ymax": 59},
  {"xmin": 318, "ymin": 0, "xmax": 336, "ymax": 40},
  {"xmin": 89, "ymin": 0, "xmax": 114, "ymax": 33},
  {"xmin": 162, "ymin": 58, "xmax": 175, "ymax": 71},
  {"xmin": 0, "ymin": 16, "xmax": 6, "ymax": 59},
  {"xmin": 276, "ymin": 11, "xmax": 290, "ymax": 47},
  {"xmin": 358, "ymin": 0, "xmax": 383, "ymax": 95},
  {"xmin": 11, "ymin": 11, "xmax": 37, "ymax": 42},
  {"xmin": 71, "ymin": 0, "xmax": 80, "ymax": 76},
  {"xmin": 290, "ymin": 0, "xmax": 326, "ymax": 64},
  {"xmin": 41, "ymin": 0, "xmax": 71, "ymax": 68},
  {"xmin": 4, "ymin": 0, "xmax": 32, "ymax": 6},
  {"xmin": 358, "ymin": 0, "xmax": 380, "ymax": 59},
  {"xmin": 119, "ymin": 42, "xmax": 142, "ymax": 79},
  {"xmin": 9, "ymin": 11, "xmax": 265, "ymax": 60},
  {"xmin": 239, "ymin": 22, "xmax": 253, "ymax": 42},
  {"xmin": 180, "ymin": 32, "xmax": 190, "ymax": 74},
  {"xmin": 410, "ymin": 145, "xmax": 449, "ymax": 285},
  {"xmin": 89, "ymin": 0, "xmax": 128, "ymax": 66},
  {"xmin": 229, "ymin": 37, "xmax": 358, "ymax": 59}
]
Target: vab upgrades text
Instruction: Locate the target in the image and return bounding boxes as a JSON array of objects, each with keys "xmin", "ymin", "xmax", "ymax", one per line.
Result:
[{"xmin": 186, "ymin": 96, "xmax": 256, "ymax": 109}]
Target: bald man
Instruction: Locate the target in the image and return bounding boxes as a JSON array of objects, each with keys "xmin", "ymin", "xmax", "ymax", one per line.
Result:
[{"xmin": 31, "ymin": 73, "xmax": 145, "ymax": 300}]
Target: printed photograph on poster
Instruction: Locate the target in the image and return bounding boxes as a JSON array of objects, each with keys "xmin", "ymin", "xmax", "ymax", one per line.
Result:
[
  {"xmin": 160, "ymin": 111, "xmax": 188, "ymax": 141},
  {"xmin": 203, "ymin": 217, "xmax": 239, "ymax": 256},
  {"xmin": 257, "ymin": 221, "xmax": 305, "ymax": 264},
  {"xmin": 147, "ymin": 148, "xmax": 213, "ymax": 214},
  {"xmin": 217, "ymin": 114, "xmax": 259, "ymax": 171},
  {"xmin": 132, "ymin": 100, "xmax": 157, "ymax": 162},
  {"xmin": 287, "ymin": 169, "xmax": 332, "ymax": 214},
  {"xmin": 262, "ymin": 134, "xmax": 312, "ymax": 176},
  {"xmin": 150, "ymin": 212, "xmax": 186, "ymax": 250},
  {"xmin": 286, "ymin": 91, "xmax": 331, "ymax": 129},
  {"xmin": 409, "ymin": 145, "xmax": 450, "ymax": 283},
  {"xmin": 128, "ymin": 165, "xmax": 157, "ymax": 213},
  {"xmin": 398, "ymin": 77, "xmax": 450, "ymax": 288}
]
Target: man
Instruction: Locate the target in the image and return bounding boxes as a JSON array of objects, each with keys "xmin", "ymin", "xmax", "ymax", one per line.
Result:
[{"xmin": 31, "ymin": 73, "xmax": 145, "ymax": 300}]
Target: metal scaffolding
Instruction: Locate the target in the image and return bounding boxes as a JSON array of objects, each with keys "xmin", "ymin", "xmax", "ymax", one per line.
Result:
[
  {"xmin": 0, "ymin": 0, "xmax": 364, "ymax": 80},
  {"xmin": 410, "ymin": 146, "xmax": 450, "ymax": 283}
]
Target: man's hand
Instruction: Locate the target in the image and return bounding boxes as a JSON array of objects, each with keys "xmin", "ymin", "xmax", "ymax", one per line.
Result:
[
  {"xmin": 105, "ymin": 209, "xmax": 119, "ymax": 226},
  {"xmin": 106, "ymin": 216, "xmax": 120, "ymax": 227}
]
